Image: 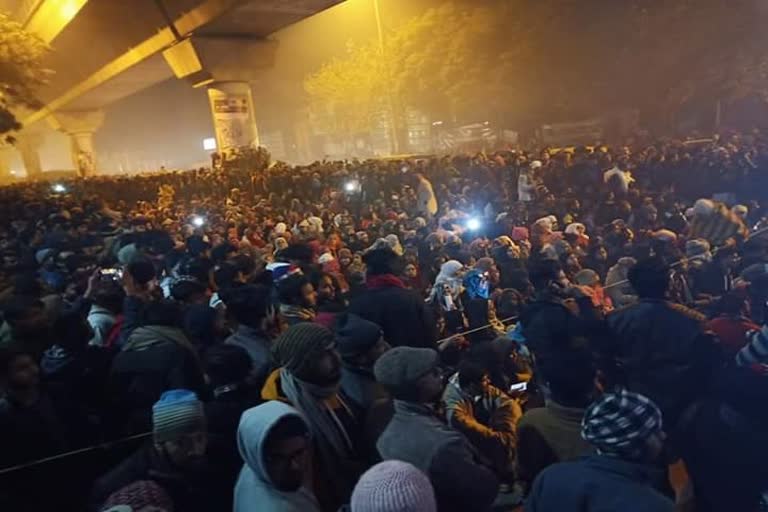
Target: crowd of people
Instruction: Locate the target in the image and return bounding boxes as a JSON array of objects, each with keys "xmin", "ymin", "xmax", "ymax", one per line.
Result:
[{"xmin": 0, "ymin": 132, "xmax": 767, "ymax": 511}]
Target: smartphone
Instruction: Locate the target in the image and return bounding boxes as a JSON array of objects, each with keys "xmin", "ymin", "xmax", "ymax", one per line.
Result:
[
  {"xmin": 509, "ymin": 381, "xmax": 528, "ymax": 393},
  {"xmin": 101, "ymin": 268, "xmax": 123, "ymax": 280}
]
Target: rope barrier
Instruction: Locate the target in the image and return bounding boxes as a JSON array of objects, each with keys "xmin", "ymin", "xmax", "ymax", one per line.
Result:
[{"xmin": 0, "ymin": 431, "xmax": 152, "ymax": 476}]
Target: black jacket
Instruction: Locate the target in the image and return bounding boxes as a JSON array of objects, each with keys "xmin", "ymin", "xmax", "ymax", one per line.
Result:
[
  {"xmin": 607, "ymin": 299, "xmax": 720, "ymax": 427},
  {"xmin": 348, "ymin": 285, "xmax": 436, "ymax": 349},
  {"xmin": 107, "ymin": 325, "xmax": 206, "ymax": 436},
  {"xmin": 520, "ymin": 290, "xmax": 604, "ymax": 362}
]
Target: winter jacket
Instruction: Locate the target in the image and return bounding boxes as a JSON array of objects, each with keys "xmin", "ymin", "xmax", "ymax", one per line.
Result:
[
  {"xmin": 605, "ymin": 265, "xmax": 638, "ymax": 309},
  {"xmin": 108, "ymin": 325, "xmax": 206, "ymax": 434},
  {"xmin": 442, "ymin": 374, "xmax": 521, "ymax": 473},
  {"xmin": 516, "ymin": 400, "xmax": 592, "ymax": 486},
  {"xmin": 607, "ymin": 299, "xmax": 719, "ymax": 427},
  {"xmin": 376, "ymin": 400, "xmax": 499, "ymax": 512},
  {"xmin": 225, "ymin": 325, "xmax": 273, "ymax": 389},
  {"xmin": 526, "ymin": 455, "xmax": 675, "ymax": 512},
  {"xmin": 348, "ymin": 285, "xmax": 436, "ymax": 349},
  {"xmin": 234, "ymin": 401, "xmax": 320, "ymax": 512}
]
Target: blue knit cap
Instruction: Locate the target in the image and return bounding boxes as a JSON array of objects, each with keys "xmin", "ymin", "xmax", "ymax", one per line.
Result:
[{"xmin": 152, "ymin": 389, "xmax": 205, "ymax": 443}]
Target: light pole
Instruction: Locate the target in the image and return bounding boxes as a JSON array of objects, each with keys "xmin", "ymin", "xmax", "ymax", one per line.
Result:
[{"xmin": 373, "ymin": 0, "xmax": 400, "ymax": 155}]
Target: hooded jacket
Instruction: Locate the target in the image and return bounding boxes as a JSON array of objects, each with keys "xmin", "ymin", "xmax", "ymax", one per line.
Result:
[{"xmin": 234, "ymin": 401, "xmax": 320, "ymax": 512}]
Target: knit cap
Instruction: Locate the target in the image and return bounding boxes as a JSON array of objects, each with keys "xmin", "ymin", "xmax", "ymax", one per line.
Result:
[
  {"xmin": 273, "ymin": 323, "xmax": 335, "ymax": 375},
  {"xmin": 374, "ymin": 347, "xmax": 438, "ymax": 393},
  {"xmin": 101, "ymin": 480, "xmax": 174, "ymax": 512},
  {"xmin": 335, "ymin": 314, "xmax": 383, "ymax": 359},
  {"xmin": 581, "ymin": 389, "xmax": 663, "ymax": 460},
  {"xmin": 351, "ymin": 460, "xmax": 437, "ymax": 512},
  {"xmin": 152, "ymin": 389, "xmax": 206, "ymax": 443}
]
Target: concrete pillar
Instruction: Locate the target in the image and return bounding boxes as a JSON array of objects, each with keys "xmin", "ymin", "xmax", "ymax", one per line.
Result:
[
  {"xmin": 0, "ymin": 146, "xmax": 13, "ymax": 182},
  {"xmin": 207, "ymin": 81, "xmax": 259, "ymax": 154},
  {"xmin": 15, "ymin": 134, "xmax": 43, "ymax": 179},
  {"xmin": 69, "ymin": 131, "xmax": 96, "ymax": 178},
  {"xmin": 50, "ymin": 110, "xmax": 104, "ymax": 177}
]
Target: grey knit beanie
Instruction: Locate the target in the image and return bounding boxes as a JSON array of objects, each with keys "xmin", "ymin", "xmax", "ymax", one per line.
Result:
[
  {"xmin": 152, "ymin": 389, "xmax": 205, "ymax": 443},
  {"xmin": 373, "ymin": 347, "xmax": 438, "ymax": 393},
  {"xmin": 273, "ymin": 323, "xmax": 335, "ymax": 375},
  {"xmin": 351, "ymin": 460, "xmax": 437, "ymax": 512}
]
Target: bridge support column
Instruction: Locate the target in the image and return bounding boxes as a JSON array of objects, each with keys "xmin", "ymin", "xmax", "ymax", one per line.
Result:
[
  {"xmin": 50, "ymin": 110, "xmax": 104, "ymax": 177},
  {"xmin": 206, "ymin": 81, "xmax": 259, "ymax": 154},
  {"xmin": 16, "ymin": 134, "xmax": 43, "ymax": 179},
  {"xmin": 0, "ymin": 146, "xmax": 13, "ymax": 182}
]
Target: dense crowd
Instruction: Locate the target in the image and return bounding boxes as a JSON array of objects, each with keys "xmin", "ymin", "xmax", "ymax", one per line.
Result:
[{"xmin": 0, "ymin": 132, "xmax": 768, "ymax": 512}]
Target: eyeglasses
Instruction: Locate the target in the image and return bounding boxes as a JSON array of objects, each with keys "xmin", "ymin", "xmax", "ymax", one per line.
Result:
[{"xmin": 265, "ymin": 443, "xmax": 309, "ymax": 466}]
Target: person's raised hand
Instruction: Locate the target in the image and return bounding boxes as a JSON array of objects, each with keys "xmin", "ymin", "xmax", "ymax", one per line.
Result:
[{"xmin": 84, "ymin": 267, "xmax": 101, "ymax": 299}]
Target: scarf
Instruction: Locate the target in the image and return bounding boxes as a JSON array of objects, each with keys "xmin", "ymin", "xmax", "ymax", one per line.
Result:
[
  {"xmin": 366, "ymin": 274, "xmax": 406, "ymax": 290},
  {"xmin": 279, "ymin": 369, "xmax": 356, "ymax": 499}
]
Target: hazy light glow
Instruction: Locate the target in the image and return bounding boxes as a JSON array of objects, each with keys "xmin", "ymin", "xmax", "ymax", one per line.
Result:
[
  {"xmin": 344, "ymin": 180, "xmax": 360, "ymax": 192},
  {"xmin": 202, "ymin": 137, "xmax": 217, "ymax": 151},
  {"xmin": 52, "ymin": 183, "xmax": 67, "ymax": 193},
  {"xmin": 26, "ymin": 0, "xmax": 88, "ymax": 43},
  {"xmin": 466, "ymin": 217, "xmax": 482, "ymax": 231},
  {"xmin": 192, "ymin": 215, "xmax": 206, "ymax": 227}
]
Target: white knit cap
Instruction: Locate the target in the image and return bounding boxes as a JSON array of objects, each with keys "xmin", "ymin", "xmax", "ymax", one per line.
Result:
[{"xmin": 351, "ymin": 461, "xmax": 437, "ymax": 512}]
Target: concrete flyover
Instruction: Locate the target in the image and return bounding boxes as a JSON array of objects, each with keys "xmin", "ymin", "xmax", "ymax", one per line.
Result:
[{"xmin": 0, "ymin": 0, "xmax": 344, "ymax": 178}]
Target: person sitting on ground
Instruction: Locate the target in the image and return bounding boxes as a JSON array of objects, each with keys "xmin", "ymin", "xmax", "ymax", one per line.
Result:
[
  {"xmin": 525, "ymin": 389, "xmax": 675, "ymax": 512},
  {"xmin": 202, "ymin": 343, "xmax": 261, "ymax": 492},
  {"xmin": 374, "ymin": 346, "xmax": 499, "ymax": 512},
  {"xmin": 349, "ymin": 241, "xmax": 436, "ymax": 349},
  {"xmin": 335, "ymin": 313, "xmax": 391, "ymax": 412},
  {"xmin": 221, "ymin": 284, "xmax": 276, "ymax": 390},
  {"xmin": 108, "ymin": 300, "xmax": 207, "ymax": 436},
  {"xmin": 0, "ymin": 347, "xmax": 92, "ymax": 467},
  {"xmin": 604, "ymin": 256, "xmax": 637, "ymax": 309},
  {"xmin": 92, "ymin": 390, "xmax": 223, "ymax": 512},
  {"xmin": 277, "ymin": 273, "xmax": 318, "ymax": 326},
  {"xmin": 99, "ymin": 480, "xmax": 174, "ymax": 512},
  {"xmin": 349, "ymin": 460, "xmax": 437, "ymax": 512},
  {"xmin": 234, "ymin": 401, "xmax": 320, "ymax": 512},
  {"xmin": 520, "ymin": 259, "xmax": 603, "ymax": 364},
  {"xmin": 706, "ymin": 291, "xmax": 759, "ymax": 358},
  {"xmin": 442, "ymin": 359, "xmax": 522, "ymax": 480},
  {"xmin": 607, "ymin": 256, "xmax": 721, "ymax": 430},
  {"xmin": 0, "ymin": 295, "xmax": 50, "ymax": 355},
  {"xmin": 86, "ymin": 274, "xmax": 124, "ymax": 348},
  {"xmin": 261, "ymin": 323, "xmax": 364, "ymax": 510},
  {"xmin": 516, "ymin": 348, "xmax": 596, "ymax": 491}
]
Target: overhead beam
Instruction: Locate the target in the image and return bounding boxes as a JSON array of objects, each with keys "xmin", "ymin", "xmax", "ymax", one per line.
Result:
[
  {"xmin": 22, "ymin": 0, "xmax": 244, "ymax": 126},
  {"xmin": 21, "ymin": 0, "xmax": 89, "ymax": 43}
]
